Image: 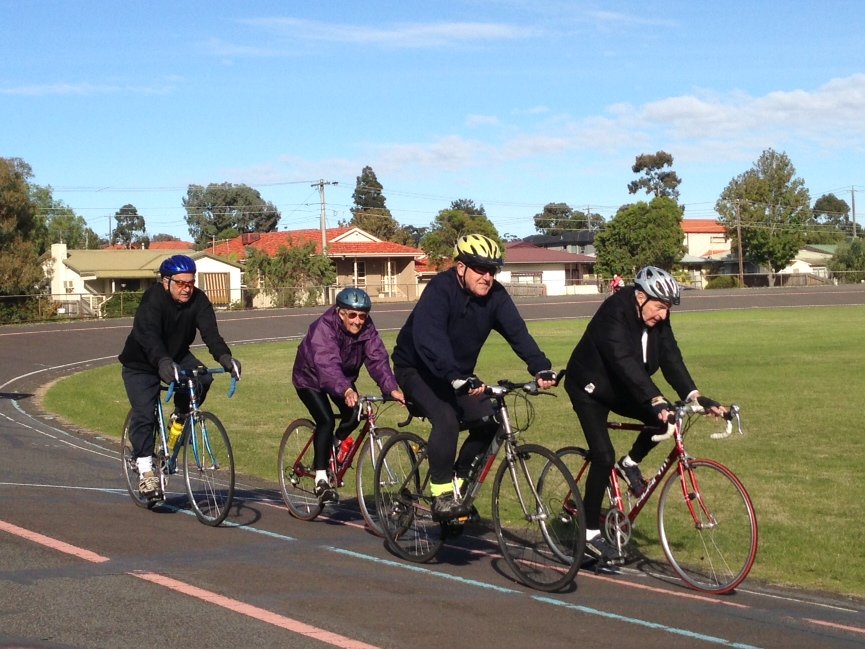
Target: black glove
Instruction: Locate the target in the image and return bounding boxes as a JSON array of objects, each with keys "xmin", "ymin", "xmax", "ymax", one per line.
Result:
[
  {"xmin": 219, "ymin": 354, "xmax": 242, "ymax": 379},
  {"xmin": 650, "ymin": 396, "xmax": 674, "ymax": 422},
  {"xmin": 158, "ymin": 358, "xmax": 180, "ymax": 385},
  {"xmin": 451, "ymin": 375, "xmax": 484, "ymax": 396},
  {"xmin": 697, "ymin": 395, "xmax": 721, "ymax": 411}
]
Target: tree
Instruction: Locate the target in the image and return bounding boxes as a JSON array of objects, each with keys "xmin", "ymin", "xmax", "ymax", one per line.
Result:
[
  {"xmin": 715, "ymin": 149, "xmax": 810, "ymax": 286},
  {"xmin": 112, "ymin": 204, "xmax": 148, "ymax": 249},
  {"xmin": 244, "ymin": 242, "xmax": 335, "ymax": 307},
  {"xmin": 349, "ymin": 166, "xmax": 411, "ymax": 245},
  {"xmin": 806, "ymin": 193, "xmax": 851, "ymax": 244},
  {"xmin": 593, "ymin": 196, "xmax": 685, "ymax": 277},
  {"xmin": 828, "ymin": 238, "xmax": 865, "ymax": 284},
  {"xmin": 30, "ymin": 185, "xmax": 103, "ymax": 251},
  {"xmin": 183, "ymin": 183, "xmax": 280, "ymax": 247},
  {"xmin": 151, "ymin": 233, "xmax": 181, "ymax": 242},
  {"xmin": 532, "ymin": 202, "xmax": 604, "ymax": 235},
  {"xmin": 399, "ymin": 225, "xmax": 428, "ymax": 247},
  {"xmin": 0, "ymin": 158, "xmax": 47, "ymax": 319},
  {"xmin": 420, "ymin": 203, "xmax": 502, "ymax": 268},
  {"xmin": 627, "ymin": 151, "xmax": 682, "ymax": 200}
]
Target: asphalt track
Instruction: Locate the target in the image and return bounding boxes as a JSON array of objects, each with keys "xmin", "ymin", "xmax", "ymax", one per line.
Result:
[{"xmin": 2, "ymin": 286, "xmax": 865, "ymax": 649}]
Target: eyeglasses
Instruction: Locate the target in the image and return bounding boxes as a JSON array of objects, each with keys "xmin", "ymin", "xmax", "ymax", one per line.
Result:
[
  {"xmin": 468, "ymin": 264, "xmax": 498, "ymax": 277},
  {"xmin": 170, "ymin": 278, "xmax": 195, "ymax": 289},
  {"xmin": 341, "ymin": 310, "xmax": 368, "ymax": 321}
]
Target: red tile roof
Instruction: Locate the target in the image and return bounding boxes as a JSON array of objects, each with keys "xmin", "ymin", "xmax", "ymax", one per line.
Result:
[
  {"xmin": 209, "ymin": 228, "xmax": 423, "ymax": 260},
  {"xmin": 681, "ymin": 219, "xmax": 725, "ymax": 234},
  {"xmin": 150, "ymin": 240, "xmax": 195, "ymax": 250},
  {"xmin": 505, "ymin": 241, "xmax": 595, "ymax": 263}
]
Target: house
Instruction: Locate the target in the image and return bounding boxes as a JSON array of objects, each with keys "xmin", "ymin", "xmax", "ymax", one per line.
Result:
[
  {"xmin": 44, "ymin": 243, "xmax": 242, "ymax": 316},
  {"xmin": 521, "ymin": 230, "xmax": 597, "ymax": 256},
  {"xmin": 500, "ymin": 242, "xmax": 598, "ymax": 296},
  {"xmin": 214, "ymin": 227, "xmax": 423, "ymax": 306},
  {"xmin": 778, "ymin": 244, "xmax": 836, "ymax": 284}
]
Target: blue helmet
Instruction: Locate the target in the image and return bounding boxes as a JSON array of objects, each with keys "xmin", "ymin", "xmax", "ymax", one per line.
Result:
[
  {"xmin": 159, "ymin": 255, "xmax": 196, "ymax": 277},
  {"xmin": 335, "ymin": 287, "xmax": 372, "ymax": 312}
]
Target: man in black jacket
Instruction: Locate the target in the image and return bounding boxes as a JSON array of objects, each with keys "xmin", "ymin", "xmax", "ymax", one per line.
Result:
[
  {"xmin": 392, "ymin": 234, "xmax": 556, "ymax": 522},
  {"xmin": 119, "ymin": 255, "xmax": 241, "ymax": 500},
  {"xmin": 565, "ymin": 266, "xmax": 725, "ymax": 563}
]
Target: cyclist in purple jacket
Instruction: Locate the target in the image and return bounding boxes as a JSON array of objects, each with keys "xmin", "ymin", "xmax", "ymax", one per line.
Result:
[{"xmin": 292, "ymin": 287, "xmax": 404, "ymax": 503}]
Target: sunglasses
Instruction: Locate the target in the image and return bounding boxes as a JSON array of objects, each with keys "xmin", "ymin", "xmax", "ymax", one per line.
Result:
[
  {"xmin": 341, "ymin": 310, "xmax": 368, "ymax": 321},
  {"xmin": 468, "ymin": 264, "xmax": 498, "ymax": 277},
  {"xmin": 170, "ymin": 278, "xmax": 195, "ymax": 289}
]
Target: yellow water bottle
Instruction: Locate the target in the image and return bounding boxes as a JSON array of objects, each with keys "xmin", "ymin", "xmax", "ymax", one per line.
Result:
[{"xmin": 167, "ymin": 416, "xmax": 184, "ymax": 453}]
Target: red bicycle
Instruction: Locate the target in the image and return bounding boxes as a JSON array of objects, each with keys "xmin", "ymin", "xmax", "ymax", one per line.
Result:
[{"xmin": 557, "ymin": 401, "xmax": 757, "ymax": 594}]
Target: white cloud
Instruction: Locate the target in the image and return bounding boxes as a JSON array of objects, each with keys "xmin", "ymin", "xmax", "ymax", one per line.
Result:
[{"xmin": 466, "ymin": 114, "xmax": 502, "ymax": 128}]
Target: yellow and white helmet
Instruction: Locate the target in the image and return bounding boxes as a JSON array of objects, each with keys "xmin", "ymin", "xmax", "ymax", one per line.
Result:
[{"xmin": 453, "ymin": 234, "xmax": 504, "ymax": 268}]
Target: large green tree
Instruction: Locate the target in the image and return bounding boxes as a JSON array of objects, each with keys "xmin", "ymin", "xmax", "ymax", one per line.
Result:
[
  {"xmin": 0, "ymin": 158, "xmax": 47, "ymax": 319},
  {"xmin": 349, "ymin": 166, "xmax": 410, "ymax": 245},
  {"xmin": 183, "ymin": 183, "xmax": 280, "ymax": 247},
  {"xmin": 593, "ymin": 196, "xmax": 685, "ymax": 277},
  {"xmin": 828, "ymin": 238, "xmax": 865, "ymax": 284},
  {"xmin": 806, "ymin": 193, "xmax": 851, "ymax": 244},
  {"xmin": 244, "ymin": 242, "xmax": 335, "ymax": 307},
  {"xmin": 112, "ymin": 203, "xmax": 148, "ymax": 249},
  {"xmin": 533, "ymin": 202, "xmax": 604, "ymax": 235},
  {"xmin": 30, "ymin": 185, "xmax": 103, "ymax": 251},
  {"xmin": 420, "ymin": 202, "xmax": 502, "ymax": 268},
  {"xmin": 715, "ymin": 149, "xmax": 810, "ymax": 286},
  {"xmin": 627, "ymin": 151, "xmax": 682, "ymax": 200}
]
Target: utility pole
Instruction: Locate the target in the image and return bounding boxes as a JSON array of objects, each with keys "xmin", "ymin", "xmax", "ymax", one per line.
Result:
[
  {"xmin": 735, "ymin": 199, "xmax": 745, "ymax": 288},
  {"xmin": 852, "ymin": 186, "xmax": 857, "ymax": 239},
  {"xmin": 312, "ymin": 179, "xmax": 338, "ymax": 254}
]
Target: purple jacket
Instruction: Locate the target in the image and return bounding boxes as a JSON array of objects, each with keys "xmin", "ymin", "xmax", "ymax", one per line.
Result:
[{"xmin": 292, "ymin": 306, "xmax": 399, "ymax": 399}]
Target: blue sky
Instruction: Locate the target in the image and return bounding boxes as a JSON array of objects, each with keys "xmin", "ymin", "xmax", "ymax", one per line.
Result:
[{"xmin": 3, "ymin": 1, "xmax": 865, "ymax": 242}]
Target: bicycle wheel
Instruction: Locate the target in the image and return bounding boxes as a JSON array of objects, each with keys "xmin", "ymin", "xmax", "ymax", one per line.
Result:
[
  {"xmin": 492, "ymin": 443, "xmax": 584, "ymax": 592},
  {"xmin": 182, "ymin": 412, "xmax": 235, "ymax": 526},
  {"xmin": 354, "ymin": 427, "xmax": 396, "ymax": 536},
  {"xmin": 121, "ymin": 409, "xmax": 161, "ymax": 509},
  {"xmin": 278, "ymin": 418, "xmax": 323, "ymax": 521},
  {"xmin": 657, "ymin": 458, "xmax": 758, "ymax": 594},
  {"xmin": 558, "ymin": 446, "xmax": 632, "ymax": 555},
  {"xmin": 374, "ymin": 432, "xmax": 443, "ymax": 562}
]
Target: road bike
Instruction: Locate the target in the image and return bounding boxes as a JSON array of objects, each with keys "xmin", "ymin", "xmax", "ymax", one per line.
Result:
[
  {"xmin": 278, "ymin": 395, "xmax": 402, "ymax": 535},
  {"xmin": 373, "ymin": 374, "xmax": 585, "ymax": 592},
  {"xmin": 556, "ymin": 401, "xmax": 757, "ymax": 594},
  {"xmin": 121, "ymin": 367, "xmax": 237, "ymax": 526}
]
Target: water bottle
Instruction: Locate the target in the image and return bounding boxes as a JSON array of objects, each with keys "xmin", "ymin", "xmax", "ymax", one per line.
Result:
[
  {"xmin": 167, "ymin": 416, "xmax": 184, "ymax": 453},
  {"xmin": 336, "ymin": 435, "xmax": 354, "ymax": 464}
]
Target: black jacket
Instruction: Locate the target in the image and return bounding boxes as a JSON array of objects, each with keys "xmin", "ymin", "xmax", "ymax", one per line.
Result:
[
  {"xmin": 392, "ymin": 268, "xmax": 551, "ymax": 382},
  {"xmin": 565, "ymin": 286, "xmax": 696, "ymax": 409},
  {"xmin": 118, "ymin": 283, "xmax": 230, "ymax": 371}
]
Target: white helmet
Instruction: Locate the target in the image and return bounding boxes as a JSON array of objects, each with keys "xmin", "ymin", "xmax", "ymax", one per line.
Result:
[{"xmin": 634, "ymin": 266, "xmax": 680, "ymax": 305}]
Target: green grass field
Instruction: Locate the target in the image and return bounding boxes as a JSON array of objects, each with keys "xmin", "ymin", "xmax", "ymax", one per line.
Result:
[{"xmin": 42, "ymin": 306, "xmax": 865, "ymax": 600}]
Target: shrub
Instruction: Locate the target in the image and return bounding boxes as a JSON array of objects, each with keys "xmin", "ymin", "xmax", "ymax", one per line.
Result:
[{"xmin": 705, "ymin": 275, "xmax": 739, "ymax": 289}]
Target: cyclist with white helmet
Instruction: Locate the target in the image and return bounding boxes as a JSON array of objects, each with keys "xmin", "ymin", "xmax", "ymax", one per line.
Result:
[
  {"xmin": 392, "ymin": 234, "xmax": 556, "ymax": 522},
  {"xmin": 292, "ymin": 287, "xmax": 404, "ymax": 503},
  {"xmin": 564, "ymin": 265, "xmax": 726, "ymax": 564},
  {"xmin": 119, "ymin": 254, "xmax": 241, "ymax": 500}
]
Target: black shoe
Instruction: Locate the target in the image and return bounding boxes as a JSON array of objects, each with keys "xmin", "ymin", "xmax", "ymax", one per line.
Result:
[
  {"xmin": 431, "ymin": 492, "xmax": 470, "ymax": 522},
  {"xmin": 584, "ymin": 535, "xmax": 625, "ymax": 565},
  {"xmin": 617, "ymin": 457, "xmax": 647, "ymax": 496},
  {"xmin": 314, "ymin": 479, "xmax": 338, "ymax": 504}
]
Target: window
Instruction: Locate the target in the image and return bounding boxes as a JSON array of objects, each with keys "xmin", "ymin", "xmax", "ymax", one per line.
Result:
[{"xmin": 354, "ymin": 261, "xmax": 367, "ymax": 286}]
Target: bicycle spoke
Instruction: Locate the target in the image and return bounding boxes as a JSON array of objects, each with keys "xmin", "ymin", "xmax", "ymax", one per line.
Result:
[
  {"xmin": 355, "ymin": 427, "xmax": 396, "ymax": 536},
  {"xmin": 278, "ymin": 419, "xmax": 323, "ymax": 521},
  {"xmin": 183, "ymin": 412, "xmax": 235, "ymax": 526}
]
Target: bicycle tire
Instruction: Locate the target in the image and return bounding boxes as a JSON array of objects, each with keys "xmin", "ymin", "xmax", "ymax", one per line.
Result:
[
  {"xmin": 182, "ymin": 411, "xmax": 235, "ymax": 526},
  {"xmin": 121, "ymin": 409, "xmax": 162, "ymax": 509},
  {"xmin": 277, "ymin": 418, "xmax": 323, "ymax": 521},
  {"xmin": 557, "ymin": 446, "xmax": 632, "ymax": 555},
  {"xmin": 657, "ymin": 458, "xmax": 758, "ymax": 594},
  {"xmin": 354, "ymin": 427, "xmax": 396, "ymax": 536},
  {"xmin": 492, "ymin": 443, "xmax": 584, "ymax": 592},
  {"xmin": 374, "ymin": 432, "xmax": 443, "ymax": 562}
]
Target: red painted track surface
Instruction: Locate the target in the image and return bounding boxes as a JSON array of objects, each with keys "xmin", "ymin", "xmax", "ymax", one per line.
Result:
[{"xmin": 2, "ymin": 286, "xmax": 865, "ymax": 649}]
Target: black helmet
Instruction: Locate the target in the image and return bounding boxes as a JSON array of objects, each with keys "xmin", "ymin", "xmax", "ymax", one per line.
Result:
[
  {"xmin": 453, "ymin": 234, "xmax": 504, "ymax": 268},
  {"xmin": 634, "ymin": 266, "xmax": 680, "ymax": 305},
  {"xmin": 335, "ymin": 287, "xmax": 372, "ymax": 312},
  {"xmin": 159, "ymin": 254, "xmax": 196, "ymax": 277}
]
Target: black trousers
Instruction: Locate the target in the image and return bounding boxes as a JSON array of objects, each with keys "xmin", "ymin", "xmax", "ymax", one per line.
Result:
[
  {"xmin": 122, "ymin": 353, "xmax": 213, "ymax": 459},
  {"xmin": 394, "ymin": 365, "xmax": 500, "ymax": 485},
  {"xmin": 564, "ymin": 376, "xmax": 660, "ymax": 530},
  {"xmin": 296, "ymin": 387, "xmax": 361, "ymax": 471}
]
